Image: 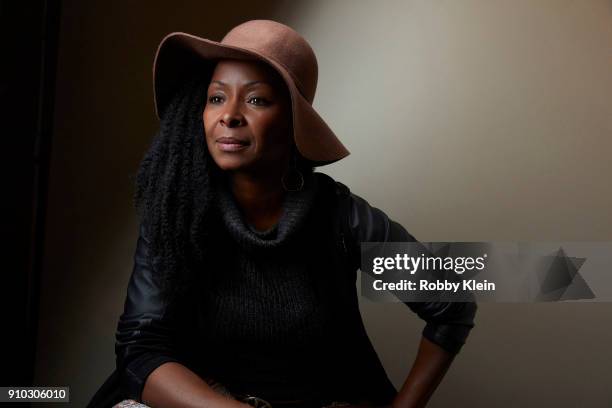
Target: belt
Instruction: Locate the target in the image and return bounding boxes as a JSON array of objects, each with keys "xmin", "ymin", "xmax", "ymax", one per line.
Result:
[{"xmin": 233, "ymin": 393, "xmax": 352, "ymax": 408}]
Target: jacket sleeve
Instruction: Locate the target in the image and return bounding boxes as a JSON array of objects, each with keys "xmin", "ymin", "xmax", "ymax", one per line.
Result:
[
  {"xmin": 114, "ymin": 223, "xmax": 190, "ymax": 401},
  {"xmin": 347, "ymin": 192, "xmax": 477, "ymax": 354}
]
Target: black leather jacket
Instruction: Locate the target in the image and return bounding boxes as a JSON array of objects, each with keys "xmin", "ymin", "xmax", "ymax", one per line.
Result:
[{"xmin": 114, "ymin": 176, "xmax": 477, "ymax": 403}]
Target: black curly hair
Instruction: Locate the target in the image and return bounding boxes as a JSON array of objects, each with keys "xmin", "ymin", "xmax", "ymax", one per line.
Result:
[{"xmin": 134, "ymin": 66, "xmax": 314, "ymax": 303}]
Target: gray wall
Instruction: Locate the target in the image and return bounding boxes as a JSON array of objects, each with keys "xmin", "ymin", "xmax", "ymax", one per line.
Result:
[{"xmin": 35, "ymin": 1, "xmax": 612, "ymax": 407}]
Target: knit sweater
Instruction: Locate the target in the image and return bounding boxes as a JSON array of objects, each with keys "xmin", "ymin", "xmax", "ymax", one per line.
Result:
[
  {"xmin": 110, "ymin": 170, "xmax": 477, "ymax": 407},
  {"xmin": 104, "ymin": 159, "xmax": 479, "ymax": 408},
  {"xmin": 194, "ymin": 171, "xmax": 340, "ymax": 400}
]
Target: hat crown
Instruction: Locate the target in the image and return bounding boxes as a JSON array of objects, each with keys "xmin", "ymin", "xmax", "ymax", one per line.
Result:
[{"xmin": 220, "ymin": 20, "xmax": 318, "ymax": 103}]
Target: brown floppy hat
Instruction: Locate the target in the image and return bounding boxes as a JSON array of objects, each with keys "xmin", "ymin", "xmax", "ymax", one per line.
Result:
[{"xmin": 153, "ymin": 19, "xmax": 350, "ymax": 166}]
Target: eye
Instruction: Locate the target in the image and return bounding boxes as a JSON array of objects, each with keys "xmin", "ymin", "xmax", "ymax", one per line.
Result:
[
  {"xmin": 248, "ymin": 96, "xmax": 270, "ymax": 106},
  {"xmin": 208, "ymin": 95, "xmax": 224, "ymax": 104}
]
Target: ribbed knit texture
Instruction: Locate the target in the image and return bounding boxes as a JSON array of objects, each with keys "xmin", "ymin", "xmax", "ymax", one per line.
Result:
[
  {"xmin": 216, "ymin": 172, "xmax": 319, "ymax": 253},
  {"xmin": 199, "ymin": 172, "xmax": 332, "ymax": 400}
]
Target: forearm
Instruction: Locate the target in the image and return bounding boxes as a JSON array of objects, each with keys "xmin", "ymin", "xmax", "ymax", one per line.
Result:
[
  {"xmin": 142, "ymin": 362, "xmax": 250, "ymax": 408},
  {"xmin": 391, "ymin": 336, "xmax": 455, "ymax": 408}
]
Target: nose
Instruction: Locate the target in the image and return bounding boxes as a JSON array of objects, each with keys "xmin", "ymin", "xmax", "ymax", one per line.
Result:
[{"xmin": 220, "ymin": 101, "xmax": 245, "ymax": 128}]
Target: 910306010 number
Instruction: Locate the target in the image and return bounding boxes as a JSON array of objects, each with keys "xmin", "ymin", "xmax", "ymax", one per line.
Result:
[{"xmin": 1, "ymin": 387, "xmax": 69, "ymax": 402}]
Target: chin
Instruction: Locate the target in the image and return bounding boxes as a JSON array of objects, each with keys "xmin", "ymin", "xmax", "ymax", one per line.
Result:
[{"xmin": 212, "ymin": 155, "xmax": 252, "ymax": 172}]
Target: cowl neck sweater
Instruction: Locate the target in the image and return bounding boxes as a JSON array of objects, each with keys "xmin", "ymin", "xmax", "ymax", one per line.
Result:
[
  {"xmin": 201, "ymin": 171, "xmax": 331, "ymax": 400},
  {"xmin": 183, "ymin": 172, "xmax": 397, "ymax": 403},
  {"xmin": 214, "ymin": 171, "xmax": 319, "ymax": 254}
]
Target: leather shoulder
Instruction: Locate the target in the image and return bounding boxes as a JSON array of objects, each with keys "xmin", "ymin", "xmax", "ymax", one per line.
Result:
[
  {"xmin": 346, "ymin": 192, "xmax": 390, "ymax": 243},
  {"xmin": 346, "ymin": 190, "xmax": 417, "ymax": 244},
  {"xmin": 313, "ymin": 171, "xmax": 416, "ymax": 243}
]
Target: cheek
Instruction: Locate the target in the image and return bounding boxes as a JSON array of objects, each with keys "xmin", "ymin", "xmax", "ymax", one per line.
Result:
[{"xmin": 255, "ymin": 109, "xmax": 292, "ymax": 141}]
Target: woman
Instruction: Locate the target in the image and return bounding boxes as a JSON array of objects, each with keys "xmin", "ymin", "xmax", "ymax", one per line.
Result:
[{"xmin": 97, "ymin": 20, "xmax": 477, "ymax": 408}]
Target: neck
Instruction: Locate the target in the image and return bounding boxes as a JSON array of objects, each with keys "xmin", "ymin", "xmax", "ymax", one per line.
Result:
[{"xmin": 226, "ymin": 167, "xmax": 286, "ymax": 230}]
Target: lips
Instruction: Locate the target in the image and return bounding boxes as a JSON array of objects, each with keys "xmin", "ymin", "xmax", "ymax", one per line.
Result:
[
  {"xmin": 216, "ymin": 136, "xmax": 249, "ymax": 145},
  {"xmin": 216, "ymin": 136, "xmax": 250, "ymax": 152}
]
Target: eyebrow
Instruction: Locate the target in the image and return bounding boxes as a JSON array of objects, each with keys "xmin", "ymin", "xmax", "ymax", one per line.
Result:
[{"xmin": 210, "ymin": 80, "xmax": 270, "ymax": 88}]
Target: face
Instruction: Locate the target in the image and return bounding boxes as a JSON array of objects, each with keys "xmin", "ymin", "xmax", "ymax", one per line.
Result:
[{"xmin": 203, "ymin": 59, "xmax": 293, "ymax": 175}]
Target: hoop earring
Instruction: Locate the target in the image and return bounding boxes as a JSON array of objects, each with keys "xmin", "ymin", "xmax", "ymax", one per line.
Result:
[{"xmin": 281, "ymin": 153, "xmax": 304, "ymax": 192}]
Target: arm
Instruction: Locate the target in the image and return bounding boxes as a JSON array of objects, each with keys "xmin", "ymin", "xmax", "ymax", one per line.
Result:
[
  {"xmin": 142, "ymin": 362, "xmax": 248, "ymax": 408},
  {"xmin": 345, "ymin": 191, "xmax": 477, "ymax": 408},
  {"xmin": 391, "ymin": 336, "xmax": 454, "ymax": 408},
  {"xmin": 115, "ymin": 223, "xmax": 249, "ymax": 408}
]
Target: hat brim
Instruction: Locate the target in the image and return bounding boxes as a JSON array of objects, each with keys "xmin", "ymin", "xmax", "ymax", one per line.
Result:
[{"xmin": 153, "ymin": 32, "xmax": 350, "ymax": 166}]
